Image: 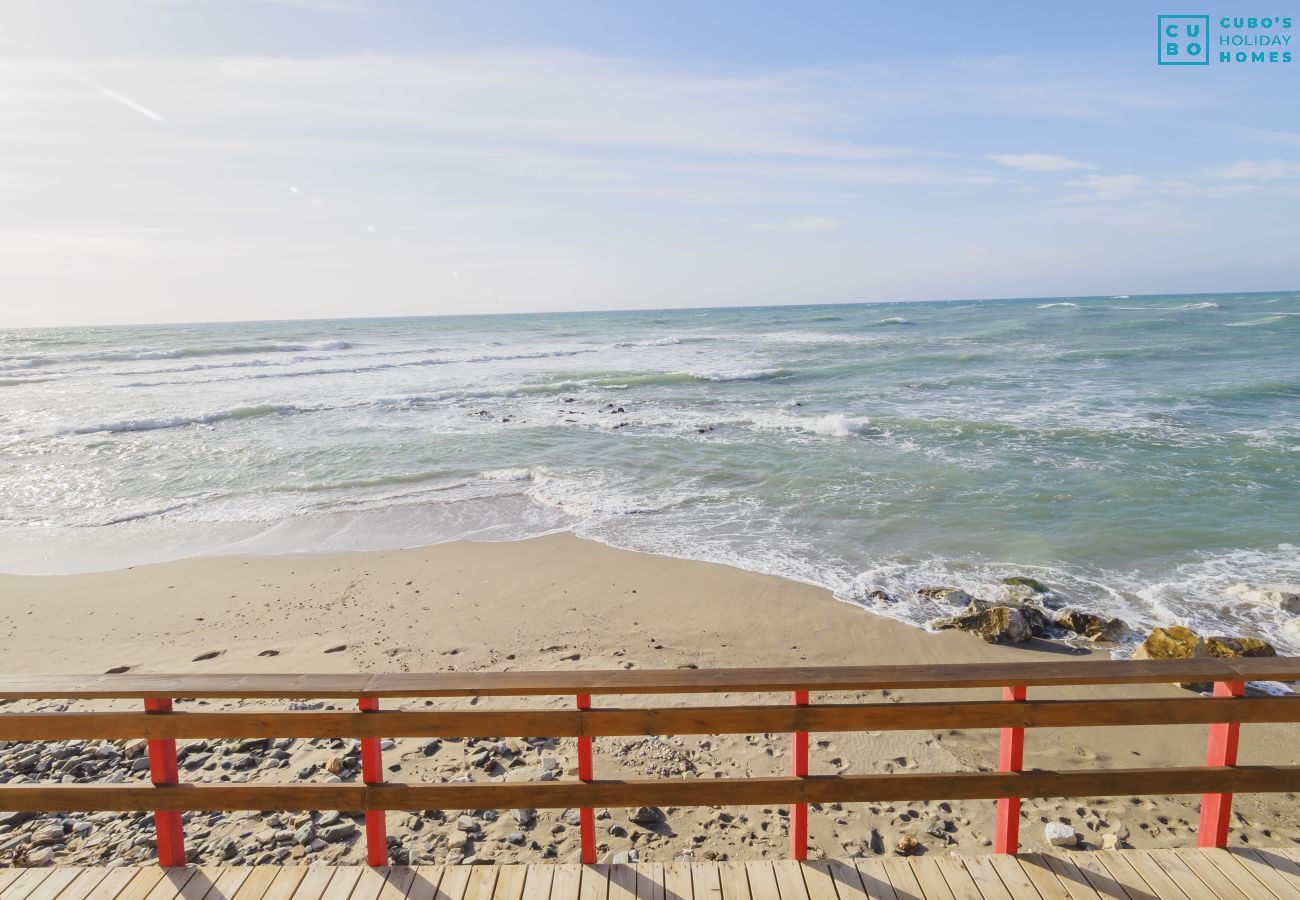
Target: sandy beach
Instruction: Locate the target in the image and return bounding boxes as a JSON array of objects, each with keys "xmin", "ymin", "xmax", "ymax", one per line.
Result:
[{"xmin": 1, "ymin": 534, "xmax": 1297, "ymax": 867}]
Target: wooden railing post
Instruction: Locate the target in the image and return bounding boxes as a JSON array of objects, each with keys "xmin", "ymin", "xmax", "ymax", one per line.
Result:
[
  {"xmin": 358, "ymin": 697, "xmax": 388, "ymax": 866},
  {"xmin": 1198, "ymin": 679, "xmax": 1245, "ymax": 848},
  {"xmin": 994, "ymin": 685, "xmax": 1026, "ymax": 854},
  {"xmin": 576, "ymin": 693, "xmax": 596, "ymax": 864},
  {"xmin": 789, "ymin": 689, "xmax": 809, "ymax": 860},
  {"xmin": 143, "ymin": 698, "xmax": 186, "ymax": 867}
]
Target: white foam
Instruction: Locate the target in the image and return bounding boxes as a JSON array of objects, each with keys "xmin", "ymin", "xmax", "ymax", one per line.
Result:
[
  {"xmin": 1037, "ymin": 302, "xmax": 1079, "ymax": 309},
  {"xmin": 692, "ymin": 368, "xmax": 783, "ymax": 382},
  {"xmin": 59, "ymin": 404, "xmax": 300, "ymax": 436}
]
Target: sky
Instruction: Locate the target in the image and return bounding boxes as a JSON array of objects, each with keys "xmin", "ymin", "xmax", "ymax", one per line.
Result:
[{"xmin": 1, "ymin": 1, "xmax": 1298, "ymax": 327}]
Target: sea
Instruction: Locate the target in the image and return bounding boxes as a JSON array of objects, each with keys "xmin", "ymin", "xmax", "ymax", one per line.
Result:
[{"xmin": 2, "ymin": 292, "xmax": 1297, "ymax": 652}]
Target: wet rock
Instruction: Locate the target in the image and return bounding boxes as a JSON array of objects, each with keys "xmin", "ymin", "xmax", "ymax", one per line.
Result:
[
  {"xmin": 1205, "ymin": 636, "xmax": 1276, "ymax": 659},
  {"xmin": 917, "ymin": 587, "xmax": 974, "ymax": 605},
  {"xmin": 1226, "ymin": 584, "xmax": 1300, "ymax": 614},
  {"xmin": 1053, "ymin": 609, "xmax": 1127, "ymax": 642},
  {"xmin": 928, "ymin": 603, "xmax": 1033, "ymax": 643},
  {"xmin": 1132, "ymin": 625, "xmax": 1205, "ymax": 660},
  {"xmin": 1001, "ymin": 576, "xmax": 1049, "ymax": 594}
]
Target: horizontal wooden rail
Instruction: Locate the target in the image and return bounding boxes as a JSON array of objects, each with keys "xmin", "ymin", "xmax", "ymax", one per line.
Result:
[
  {"xmin": 2, "ymin": 657, "xmax": 1299, "ymax": 699},
  {"xmin": 2, "ymin": 696, "xmax": 1297, "ymax": 741},
  {"xmin": 0, "ymin": 766, "xmax": 1296, "ymax": 813}
]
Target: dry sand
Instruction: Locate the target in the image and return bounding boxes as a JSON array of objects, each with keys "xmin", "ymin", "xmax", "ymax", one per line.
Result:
[{"xmin": 0, "ymin": 534, "xmax": 1296, "ymax": 866}]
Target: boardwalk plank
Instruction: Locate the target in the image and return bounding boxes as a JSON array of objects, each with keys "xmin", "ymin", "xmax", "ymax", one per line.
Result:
[
  {"xmin": 518, "ymin": 867, "xmax": 553, "ymax": 900},
  {"xmin": 351, "ymin": 868, "xmax": 394, "ymax": 900},
  {"xmin": 259, "ymin": 867, "xmax": 308, "ymax": 900},
  {"xmin": 878, "ymin": 859, "xmax": 925, "ymax": 900},
  {"xmin": 930, "ymin": 859, "xmax": 981, "ymax": 900},
  {"xmin": 742, "ymin": 863, "xmax": 779, "ymax": 900},
  {"xmin": 1039, "ymin": 856, "xmax": 1101, "ymax": 900},
  {"xmin": 633, "ymin": 864, "xmax": 664, "ymax": 900},
  {"xmin": 178, "ymin": 869, "xmax": 225, "ymax": 900},
  {"xmin": 546, "ymin": 866, "xmax": 581, "ymax": 900},
  {"xmin": 1232, "ymin": 849, "xmax": 1300, "ymax": 897},
  {"xmin": 493, "ymin": 867, "xmax": 528, "ymax": 900},
  {"xmin": 231, "ymin": 869, "xmax": 281, "ymax": 900},
  {"xmin": 1065, "ymin": 852, "xmax": 1134, "ymax": 899},
  {"xmin": 144, "ymin": 869, "xmax": 200, "ymax": 900},
  {"xmin": 21, "ymin": 867, "xmax": 83, "ymax": 900},
  {"xmin": 0, "ymin": 871, "xmax": 27, "ymax": 895},
  {"xmin": 984, "ymin": 857, "xmax": 1042, "ymax": 900},
  {"xmin": 318, "ymin": 868, "xmax": 364, "ymax": 900},
  {"xmin": 770, "ymin": 862, "xmax": 808, "ymax": 900},
  {"xmin": 407, "ymin": 869, "xmax": 445, "ymax": 900},
  {"xmin": 380, "ymin": 869, "xmax": 420, "ymax": 900},
  {"xmin": 799, "ymin": 862, "xmax": 837, "ymax": 900},
  {"xmin": 1120, "ymin": 852, "xmax": 1191, "ymax": 900},
  {"xmin": 662, "ymin": 865, "xmax": 691, "ymax": 900},
  {"xmin": 578, "ymin": 866, "xmax": 607, "ymax": 900},
  {"xmin": 1199, "ymin": 849, "xmax": 1289, "ymax": 900},
  {"xmin": 1091, "ymin": 852, "xmax": 1161, "ymax": 900},
  {"xmin": 826, "ymin": 860, "xmax": 868, "ymax": 900},
  {"xmin": 958, "ymin": 857, "xmax": 1013, "ymax": 900},
  {"xmin": 717, "ymin": 862, "xmax": 749, "ymax": 900},
  {"xmin": 2, "ymin": 869, "xmax": 56, "ymax": 900},
  {"xmin": 906, "ymin": 859, "xmax": 954, "ymax": 900},
  {"xmin": 60, "ymin": 869, "xmax": 117, "ymax": 900},
  {"xmin": 1134, "ymin": 852, "xmax": 1212, "ymax": 900},
  {"xmin": 196, "ymin": 869, "xmax": 252, "ymax": 900},
  {"xmin": 1174, "ymin": 849, "xmax": 1253, "ymax": 900},
  {"xmin": 1017, "ymin": 855, "xmax": 1070, "ymax": 900},
  {"xmin": 289, "ymin": 868, "xmax": 340, "ymax": 900},
  {"xmin": 690, "ymin": 865, "xmax": 720, "ymax": 900},
  {"xmin": 849, "ymin": 861, "xmax": 896, "ymax": 900}
]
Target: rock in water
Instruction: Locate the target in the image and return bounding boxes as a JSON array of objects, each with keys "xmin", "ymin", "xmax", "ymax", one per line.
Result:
[
  {"xmin": 1053, "ymin": 609, "xmax": 1126, "ymax": 642},
  {"xmin": 928, "ymin": 603, "xmax": 1033, "ymax": 643},
  {"xmin": 1000, "ymin": 576, "xmax": 1049, "ymax": 594},
  {"xmin": 1132, "ymin": 625, "xmax": 1205, "ymax": 659},
  {"xmin": 1226, "ymin": 583, "xmax": 1300, "ymax": 614},
  {"xmin": 1044, "ymin": 822, "xmax": 1078, "ymax": 847},
  {"xmin": 1205, "ymin": 636, "xmax": 1276, "ymax": 659},
  {"xmin": 916, "ymin": 587, "xmax": 974, "ymax": 605}
]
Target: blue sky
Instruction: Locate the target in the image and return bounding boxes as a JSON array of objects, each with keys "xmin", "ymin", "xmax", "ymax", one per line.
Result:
[{"xmin": 1, "ymin": 0, "xmax": 1298, "ymax": 326}]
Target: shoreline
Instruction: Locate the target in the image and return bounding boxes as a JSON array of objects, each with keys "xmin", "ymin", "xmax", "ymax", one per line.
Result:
[{"xmin": 1, "ymin": 534, "xmax": 1297, "ymax": 866}]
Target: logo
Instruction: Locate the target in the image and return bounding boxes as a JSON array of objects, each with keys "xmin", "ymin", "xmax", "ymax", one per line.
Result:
[
  {"xmin": 1159, "ymin": 15, "xmax": 1210, "ymax": 64},
  {"xmin": 1158, "ymin": 14, "xmax": 1294, "ymax": 65}
]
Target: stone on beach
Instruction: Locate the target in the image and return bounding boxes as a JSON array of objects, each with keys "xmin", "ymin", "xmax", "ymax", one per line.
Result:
[
  {"xmin": 1052, "ymin": 609, "xmax": 1126, "ymax": 642},
  {"xmin": 928, "ymin": 602, "xmax": 1034, "ymax": 643},
  {"xmin": 1044, "ymin": 822, "xmax": 1078, "ymax": 847},
  {"xmin": 916, "ymin": 587, "xmax": 974, "ymax": 605}
]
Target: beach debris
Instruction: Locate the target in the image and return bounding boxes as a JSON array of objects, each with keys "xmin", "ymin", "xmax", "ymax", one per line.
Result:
[
  {"xmin": 916, "ymin": 587, "xmax": 974, "ymax": 605},
  {"xmin": 1226, "ymin": 583, "xmax": 1300, "ymax": 614},
  {"xmin": 895, "ymin": 833, "xmax": 922, "ymax": 856},
  {"xmin": 928, "ymin": 602, "xmax": 1034, "ymax": 643},
  {"xmin": 1044, "ymin": 822, "xmax": 1078, "ymax": 847},
  {"xmin": 1052, "ymin": 609, "xmax": 1127, "ymax": 642}
]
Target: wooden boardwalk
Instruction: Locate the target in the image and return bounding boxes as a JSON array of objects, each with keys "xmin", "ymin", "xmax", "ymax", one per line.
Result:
[{"xmin": 3, "ymin": 850, "xmax": 1299, "ymax": 900}]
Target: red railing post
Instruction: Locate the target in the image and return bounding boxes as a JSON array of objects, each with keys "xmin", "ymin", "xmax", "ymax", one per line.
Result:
[
  {"xmin": 1198, "ymin": 679, "xmax": 1245, "ymax": 848},
  {"xmin": 576, "ymin": 693, "xmax": 596, "ymax": 863},
  {"xmin": 143, "ymin": 698, "xmax": 186, "ymax": 867},
  {"xmin": 789, "ymin": 689, "xmax": 809, "ymax": 860},
  {"xmin": 358, "ymin": 697, "xmax": 388, "ymax": 866},
  {"xmin": 994, "ymin": 685, "xmax": 1026, "ymax": 854}
]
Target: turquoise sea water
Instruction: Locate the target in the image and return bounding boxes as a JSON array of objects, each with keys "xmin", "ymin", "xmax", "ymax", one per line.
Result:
[{"xmin": 2, "ymin": 292, "xmax": 1297, "ymax": 650}]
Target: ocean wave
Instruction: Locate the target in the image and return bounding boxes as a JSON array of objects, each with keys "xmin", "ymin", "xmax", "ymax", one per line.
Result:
[
  {"xmin": 20, "ymin": 340, "xmax": 354, "ymax": 368},
  {"xmin": 59, "ymin": 403, "xmax": 302, "ymax": 436},
  {"xmin": 1225, "ymin": 313, "xmax": 1300, "ymax": 328},
  {"xmin": 613, "ymin": 337, "xmax": 681, "ymax": 348},
  {"xmin": 871, "ymin": 317, "xmax": 912, "ymax": 326},
  {"xmin": 692, "ymin": 368, "xmax": 788, "ymax": 382},
  {"xmin": 1036, "ymin": 302, "xmax": 1079, "ymax": 309}
]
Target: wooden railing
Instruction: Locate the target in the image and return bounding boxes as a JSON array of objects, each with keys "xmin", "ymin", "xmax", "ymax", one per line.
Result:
[{"xmin": 1, "ymin": 657, "xmax": 1298, "ymax": 867}]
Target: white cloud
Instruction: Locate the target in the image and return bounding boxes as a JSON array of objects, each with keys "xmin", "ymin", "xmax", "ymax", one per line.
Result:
[
  {"xmin": 749, "ymin": 216, "xmax": 839, "ymax": 233},
  {"xmin": 1060, "ymin": 174, "xmax": 1255, "ymax": 203},
  {"xmin": 1210, "ymin": 159, "xmax": 1300, "ymax": 181},
  {"xmin": 988, "ymin": 153, "xmax": 1097, "ymax": 172}
]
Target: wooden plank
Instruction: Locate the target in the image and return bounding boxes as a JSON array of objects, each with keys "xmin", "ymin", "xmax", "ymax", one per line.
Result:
[
  {"xmin": 145, "ymin": 868, "xmax": 201, "ymax": 900},
  {"xmin": 436, "ymin": 867, "xmax": 474, "ymax": 900},
  {"xmin": 0, "ymin": 871, "xmax": 27, "ymax": 895},
  {"xmin": 826, "ymin": 860, "xmax": 869, "ymax": 900},
  {"xmin": 717, "ymin": 862, "xmax": 750, "ymax": 900},
  {"xmin": 493, "ymin": 868, "xmax": 529, "ymax": 900},
  {"xmin": 848, "ymin": 861, "xmax": 896, "ymax": 900},
  {"xmin": 770, "ymin": 862, "xmax": 808, "ymax": 900},
  {"xmin": 907, "ymin": 858, "xmax": 956, "ymax": 900},
  {"xmin": 662, "ymin": 864, "xmax": 692, "ymax": 900},
  {"xmin": 317, "ymin": 869, "xmax": 363, "ymax": 900},
  {"xmin": 690, "ymin": 866, "xmax": 719, "ymax": 900},
  {"xmin": 286, "ymin": 868, "xmax": 337, "ymax": 900},
  {"xmin": 40, "ymin": 868, "xmax": 108, "ymax": 900},
  {"xmin": 1232, "ymin": 849, "xmax": 1300, "ymax": 897},
  {"xmin": 195, "ymin": 868, "xmax": 251, "ymax": 900},
  {"xmin": 879, "ymin": 859, "xmax": 926, "ymax": 900},
  {"xmin": 3, "ymin": 657, "xmax": 1299, "ymax": 701},
  {"xmin": 1120, "ymin": 851, "xmax": 1191, "ymax": 900},
  {"xmin": 1174, "ymin": 849, "xmax": 1254, "ymax": 900},
  {"xmin": 1039, "ymin": 855, "xmax": 1101, "ymax": 900},
  {"xmin": 1132, "ymin": 852, "xmax": 1214, "ymax": 900},
  {"xmin": 1017, "ymin": 855, "xmax": 1071, "ymax": 900},
  {"xmin": 519, "ymin": 867, "xmax": 553, "ymax": 900},
  {"xmin": 231, "ymin": 869, "xmax": 280, "ymax": 900},
  {"xmin": 799, "ymin": 862, "xmax": 838, "ymax": 900},
  {"xmin": 578, "ymin": 866, "xmax": 608, "ymax": 900},
  {"xmin": 958, "ymin": 857, "xmax": 1014, "ymax": 900},
  {"xmin": 89, "ymin": 869, "xmax": 150, "ymax": 900},
  {"xmin": 547, "ymin": 866, "xmax": 582, "ymax": 900},
  {"xmin": 406, "ymin": 868, "xmax": 446, "ymax": 900},
  {"xmin": 20, "ymin": 868, "xmax": 82, "ymax": 900},
  {"xmin": 379, "ymin": 869, "xmax": 419, "ymax": 900},
  {"xmin": 634, "ymin": 864, "xmax": 665, "ymax": 900},
  {"xmin": 8, "ymin": 765, "xmax": 1297, "ymax": 815},
  {"xmin": 1066, "ymin": 851, "xmax": 1135, "ymax": 898},
  {"xmin": 1, "ymin": 868, "xmax": 55, "ymax": 900},
  {"xmin": 988, "ymin": 857, "xmax": 1051, "ymax": 900},
  {"xmin": 933, "ymin": 858, "xmax": 985, "ymax": 900},
  {"xmin": 1092, "ymin": 852, "xmax": 1164, "ymax": 900},
  {"xmin": 177, "ymin": 870, "xmax": 225, "ymax": 900},
  {"xmin": 258, "ymin": 867, "xmax": 308, "ymax": 900},
  {"xmin": 742, "ymin": 863, "xmax": 780, "ymax": 900},
  {"xmin": 1199, "ymin": 849, "xmax": 1290, "ymax": 900}
]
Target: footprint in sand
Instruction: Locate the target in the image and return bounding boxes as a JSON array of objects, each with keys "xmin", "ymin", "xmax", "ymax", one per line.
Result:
[
  {"xmin": 324, "ymin": 644, "xmax": 347, "ymax": 654},
  {"xmin": 258, "ymin": 649, "xmax": 281, "ymax": 657},
  {"xmin": 104, "ymin": 666, "xmax": 132, "ymax": 674},
  {"xmin": 192, "ymin": 650, "xmax": 223, "ymax": 662}
]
